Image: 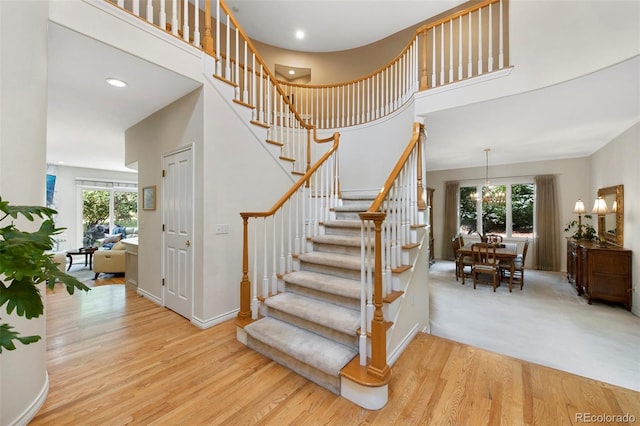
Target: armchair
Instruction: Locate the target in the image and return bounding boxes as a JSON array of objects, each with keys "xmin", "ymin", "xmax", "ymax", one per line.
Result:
[{"xmin": 93, "ymin": 241, "xmax": 126, "ymax": 279}]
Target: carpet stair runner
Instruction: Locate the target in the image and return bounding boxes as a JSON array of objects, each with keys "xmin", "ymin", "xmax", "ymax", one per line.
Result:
[{"xmin": 244, "ymin": 194, "xmax": 375, "ymax": 395}]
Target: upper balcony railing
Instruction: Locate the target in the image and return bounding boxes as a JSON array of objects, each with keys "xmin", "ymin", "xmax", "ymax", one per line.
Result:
[
  {"xmin": 279, "ymin": 0, "xmax": 509, "ymax": 129},
  {"xmin": 106, "ymin": 0, "xmax": 508, "ymax": 133}
]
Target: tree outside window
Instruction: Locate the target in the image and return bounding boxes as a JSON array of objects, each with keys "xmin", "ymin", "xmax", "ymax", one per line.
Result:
[
  {"xmin": 459, "ymin": 183, "xmax": 533, "ymax": 239},
  {"xmin": 82, "ymin": 189, "xmax": 137, "ymax": 246}
]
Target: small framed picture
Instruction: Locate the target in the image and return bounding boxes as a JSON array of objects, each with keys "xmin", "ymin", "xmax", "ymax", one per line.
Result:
[{"xmin": 142, "ymin": 185, "xmax": 156, "ymax": 210}]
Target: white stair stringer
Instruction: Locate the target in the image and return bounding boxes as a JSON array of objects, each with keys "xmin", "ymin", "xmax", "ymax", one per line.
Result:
[
  {"xmin": 384, "ymin": 224, "xmax": 430, "ymax": 367},
  {"xmin": 202, "ymin": 55, "xmax": 296, "ymax": 180}
]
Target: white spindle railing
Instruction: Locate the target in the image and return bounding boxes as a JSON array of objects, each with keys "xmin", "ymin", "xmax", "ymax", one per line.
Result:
[
  {"xmin": 105, "ymin": 0, "xmax": 507, "ymax": 135},
  {"xmin": 276, "ymin": 0, "xmax": 506, "ymax": 129},
  {"xmin": 359, "ymin": 123, "xmax": 424, "ymax": 373},
  {"xmin": 239, "ymin": 132, "xmax": 339, "ymax": 321}
]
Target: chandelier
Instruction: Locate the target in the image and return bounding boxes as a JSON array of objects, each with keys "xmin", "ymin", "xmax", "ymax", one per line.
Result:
[{"xmin": 470, "ymin": 148, "xmax": 505, "ymax": 204}]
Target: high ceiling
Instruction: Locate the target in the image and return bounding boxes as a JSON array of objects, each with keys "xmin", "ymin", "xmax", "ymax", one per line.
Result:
[
  {"xmin": 45, "ymin": 2, "xmax": 639, "ymax": 174},
  {"xmin": 225, "ymin": 0, "xmax": 466, "ymax": 52}
]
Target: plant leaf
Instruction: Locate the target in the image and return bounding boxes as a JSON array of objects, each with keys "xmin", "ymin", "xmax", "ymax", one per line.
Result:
[
  {"xmin": 0, "ymin": 323, "xmax": 41, "ymax": 353},
  {"xmin": 0, "ymin": 280, "xmax": 44, "ymax": 319}
]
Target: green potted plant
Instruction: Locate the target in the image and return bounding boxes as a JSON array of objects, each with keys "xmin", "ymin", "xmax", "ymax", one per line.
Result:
[
  {"xmin": 0, "ymin": 197, "xmax": 90, "ymax": 352},
  {"xmin": 564, "ymin": 214, "xmax": 597, "ymax": 241}
]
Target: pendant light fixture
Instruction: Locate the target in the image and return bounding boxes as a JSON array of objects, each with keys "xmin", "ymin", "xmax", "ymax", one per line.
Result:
[{"xmin": 470, "ymin": 148, "xmax": 505, "ymax": 204}]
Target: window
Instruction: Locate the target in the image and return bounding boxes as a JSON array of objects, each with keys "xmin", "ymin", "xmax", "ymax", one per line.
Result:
[
  {"xmin": 77, "ymin": 179, "xmax": 137, "ymax": 247},
  {"xmin": 459, "ymin": 182, "xmax": 534, "ymax": 239}
]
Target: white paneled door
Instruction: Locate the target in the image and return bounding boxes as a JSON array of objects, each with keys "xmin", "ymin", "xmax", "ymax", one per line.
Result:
[{"xmin": 163, "ymin": 147, "xmax": 193, "ymax": 319}]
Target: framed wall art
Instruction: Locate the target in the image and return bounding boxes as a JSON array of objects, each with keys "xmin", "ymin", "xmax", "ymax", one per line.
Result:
[{"xmin": 142, "ymin": 185, "xmax": 156, "ymax": 210}]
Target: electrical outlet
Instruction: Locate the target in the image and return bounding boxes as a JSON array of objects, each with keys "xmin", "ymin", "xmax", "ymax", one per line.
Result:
[{"xmin": 215, "ymin": 224, "xmax": 229, "ymax": 234}]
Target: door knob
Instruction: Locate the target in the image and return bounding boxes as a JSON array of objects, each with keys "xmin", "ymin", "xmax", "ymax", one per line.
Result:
[{"xmin": 186, "ymin": 240, "xmax": 191, "ymax": 246}]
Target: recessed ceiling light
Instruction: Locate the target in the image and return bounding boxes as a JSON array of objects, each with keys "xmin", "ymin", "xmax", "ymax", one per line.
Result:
[
  {"xmin": 58, "ymin": 161, "xmax": 65, "ymax": 164},
  {"xmin": 288, "ymin": 70, "xmax": 296, "ymax": 75},
  {"xmin": 106, "ymin": 78, "xmax": 127, "ymax": 88},
  {"xmin": 295, "ymin": 30, "xmax": 304, "ymax": 40}
]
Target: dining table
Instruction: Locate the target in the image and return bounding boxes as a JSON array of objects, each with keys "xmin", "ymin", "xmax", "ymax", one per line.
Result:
[{"xmin": 456, "ymin": 242, "xmax": 518, "ymax": 289}]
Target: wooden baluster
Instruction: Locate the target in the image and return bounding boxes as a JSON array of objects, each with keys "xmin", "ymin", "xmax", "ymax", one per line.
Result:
[
  {"xmin": 488, "ymin": 3, "xmax": 493, "ymax": 72},
  {"xmin": 133, "ymin": 0, "xmax": 139, "ymax": 16},
  {"xmin": 146, "ymin": 0, "xmax": 153, "ymax": 23},
  {"xmin": 421, "ymin": 29, "xmax": 428, "ymax": 90},
  {"xmin": 417, "ymin": 125, "xmax": 426, "ymax": 211},
  {"xmin": 458, "ymin": 15, "xmax": 463, "ymax": 80},
  {"xmin": 478, "ymin": 7, "xmax": 483, "ymax": 74},
  {"xmin": 279, "ymin": 206, "xmax": 285, "ymax": 277},
  {"xmin": 440, "ymin": 24, "xmax": 445, "ymax": 85},
  {"xmin": 359, "ymin": 219, "xmax": 369, "ymax": 365},
  {"xmin": 468, "ymin": 11, "xmax": 472, "ymax": 77},
  {"xmin": 160, "ymin": 0, "xmax": 167, "ymax": 31},
  {"xmin": 271, "ymin": 215, "xmax": 277, "ymax": 295},
  {"xmin": 224, "ymin": 14, "xmax": 230, "ymax": 78},
  {"xmin": 182, "ymin": 0, "xmax": 189, "ymax": 42},
  {"xmin": 215, "ymin": 0, "xmax": 221, "ymax": 74},
  {"xmin": 499, "ymin": 0, "xmax": 504, "ymax": 68},
  {"xmin": 431, "ymin": 28, "xmax": 436, "ymax": 87},
  {"xmin": 234, "ymin": 28, "xmax": 239, "ymax": 98},
  {"xmin": 449, "ymin": 20, "xmax": 453, "ymax": 83},
  {"xmin": 242, "ymin": 42, "xmax": 248, "ymax": 103},
  {"xmin": 262, "ymin": 67, "xmax": 268, "ymax": 125},
  {"xmin": 193, "ymin": 0, "xmax": 200, "ymax": 46},
  {"xmin": 287, "ymin": 198, "xmax": 293, "ymax": 273},
  {"xmin": 262, "ymin": 217, "xmax": 268, "ymax": 298},
  {"xmin": 252, "ymin": 219, "xmax": 258, "ymax": 319}
]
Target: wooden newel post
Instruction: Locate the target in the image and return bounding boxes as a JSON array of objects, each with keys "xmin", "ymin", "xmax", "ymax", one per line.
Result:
[
  {"xmin": 238, "ymin": 214, "xmax": 251, "ymax": 320},
  {"xmin": 202, "ymin": 0, "xmax": 215, "ymax": 56},
  {"xmin": 361, "ymin": 212, "xmax": 391, "ymax": 381},
  {"xmin": 420, "ymin": 28, "xmax": 429, "ymax": 91}
]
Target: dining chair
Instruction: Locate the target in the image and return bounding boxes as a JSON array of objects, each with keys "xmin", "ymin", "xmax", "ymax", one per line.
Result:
[
  {"xmin": 451, "ymin": 236, "xmax": 461, "ymax": 280},
  {"xmin": 452, "ymin": 235, "xmax": 472, "ymax": 283},
  {"xmin": 486, "ymin": 234, "xmax": 503, "ymax": 244},
  {"xmin": 471, "ymin": 242, "xmax": 500, "ymax": 292},
  {"xmin": 502, "ymin": 239, "xmax": 529, "ymax": 291}
]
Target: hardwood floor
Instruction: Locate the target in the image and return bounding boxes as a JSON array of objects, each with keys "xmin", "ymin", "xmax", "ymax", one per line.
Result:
[{"xmin": 33, "ymin": 284, "xmax": 640, "ymax": 425}]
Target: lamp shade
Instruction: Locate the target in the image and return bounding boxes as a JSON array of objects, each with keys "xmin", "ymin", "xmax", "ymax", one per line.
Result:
[
  {"xmin": 573, "ymin": 199, "xmax": 586, "ymax": 214},
  {"xmin": 592, "ymin": 197, "xmax": 609, "ymax": 215}
]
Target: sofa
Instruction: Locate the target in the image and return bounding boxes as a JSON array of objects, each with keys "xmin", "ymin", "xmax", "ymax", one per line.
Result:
[
  {"xmin": 51, "ymin": 251, "xmax": 67, "ymax": 272},
  {"xmin": 96, "ymin": 226, "xmax": 138, "ymax": 249},
  {"xmin": 93, "ymin": 241, "xmax": 127, "ymax": 279}
]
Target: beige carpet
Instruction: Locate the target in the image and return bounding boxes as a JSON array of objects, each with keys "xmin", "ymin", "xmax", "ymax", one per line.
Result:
[{"xmin": 429, "ymin": 260, "xmax": 640, "ymax": 391}]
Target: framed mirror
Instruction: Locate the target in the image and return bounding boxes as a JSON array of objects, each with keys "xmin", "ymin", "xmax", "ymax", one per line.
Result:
[{"xmin": 597, "ymin": 185, "xmax": 624, "ymax": 246}]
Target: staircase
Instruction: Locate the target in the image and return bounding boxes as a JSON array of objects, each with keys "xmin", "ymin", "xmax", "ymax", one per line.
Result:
[{"xmin": 243, "ymin": 194, "xmax": 374, "ymax": 395}]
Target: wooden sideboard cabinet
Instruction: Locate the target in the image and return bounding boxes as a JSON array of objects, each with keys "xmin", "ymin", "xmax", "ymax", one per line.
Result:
[{"xmin": 566, "ymin": 239, "xmax": 632, "ymax": 310}]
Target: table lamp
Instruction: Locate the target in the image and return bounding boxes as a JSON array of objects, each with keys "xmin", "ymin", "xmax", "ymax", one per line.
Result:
[
  {"xmin": 573, "ymin": 199, "xmax": 586, "ymax": 227},
  {"xmin": 592, "ymin": 197, "xmax": 609, "ymax": 216},
  {"xmin": 592, "ymin": 197, "xmax": 609, "ymax": 246}
]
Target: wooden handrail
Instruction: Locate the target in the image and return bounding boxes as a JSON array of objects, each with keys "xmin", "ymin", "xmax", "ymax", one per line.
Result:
[
  {"xmin": 279, "ymin": 0, "xmax": 501, "ymax": 92},
  {"xmin": 367, "ymin": 122, "xmax": 423, "ymax": 213},
  {"xmin": 415, "ymin": 0, "xmax": 500, "ymax": 34},
  {"xmin": 218, "ymin": 0, "xmax": 310, "ymax": 129},
  {"xmin": 240, "ymin": 129, "xmax": 339, "ymax": 219}
]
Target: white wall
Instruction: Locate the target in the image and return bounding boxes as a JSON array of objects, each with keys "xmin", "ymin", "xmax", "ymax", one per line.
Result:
[
  {"xmin": 590, "ymin": 122, "xmax": 639, "ymax": 315},
  {"xmin": 0, "ymin": 1, "xmax": 50, "ymax": 424},
  {"xmin": 415, "ymin": 0, "xmax": 640, "ymax": 115},
  {"xmin": 48, "ymin": 165, "xmax": 138, "ymax": 251},
  {"xmin": 126, "ymin": 80, "xmax": 294, "ymax": 325},
  {"xmin": 337, "ymin": 101, "xmax": 418, "ymax": 192}
]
